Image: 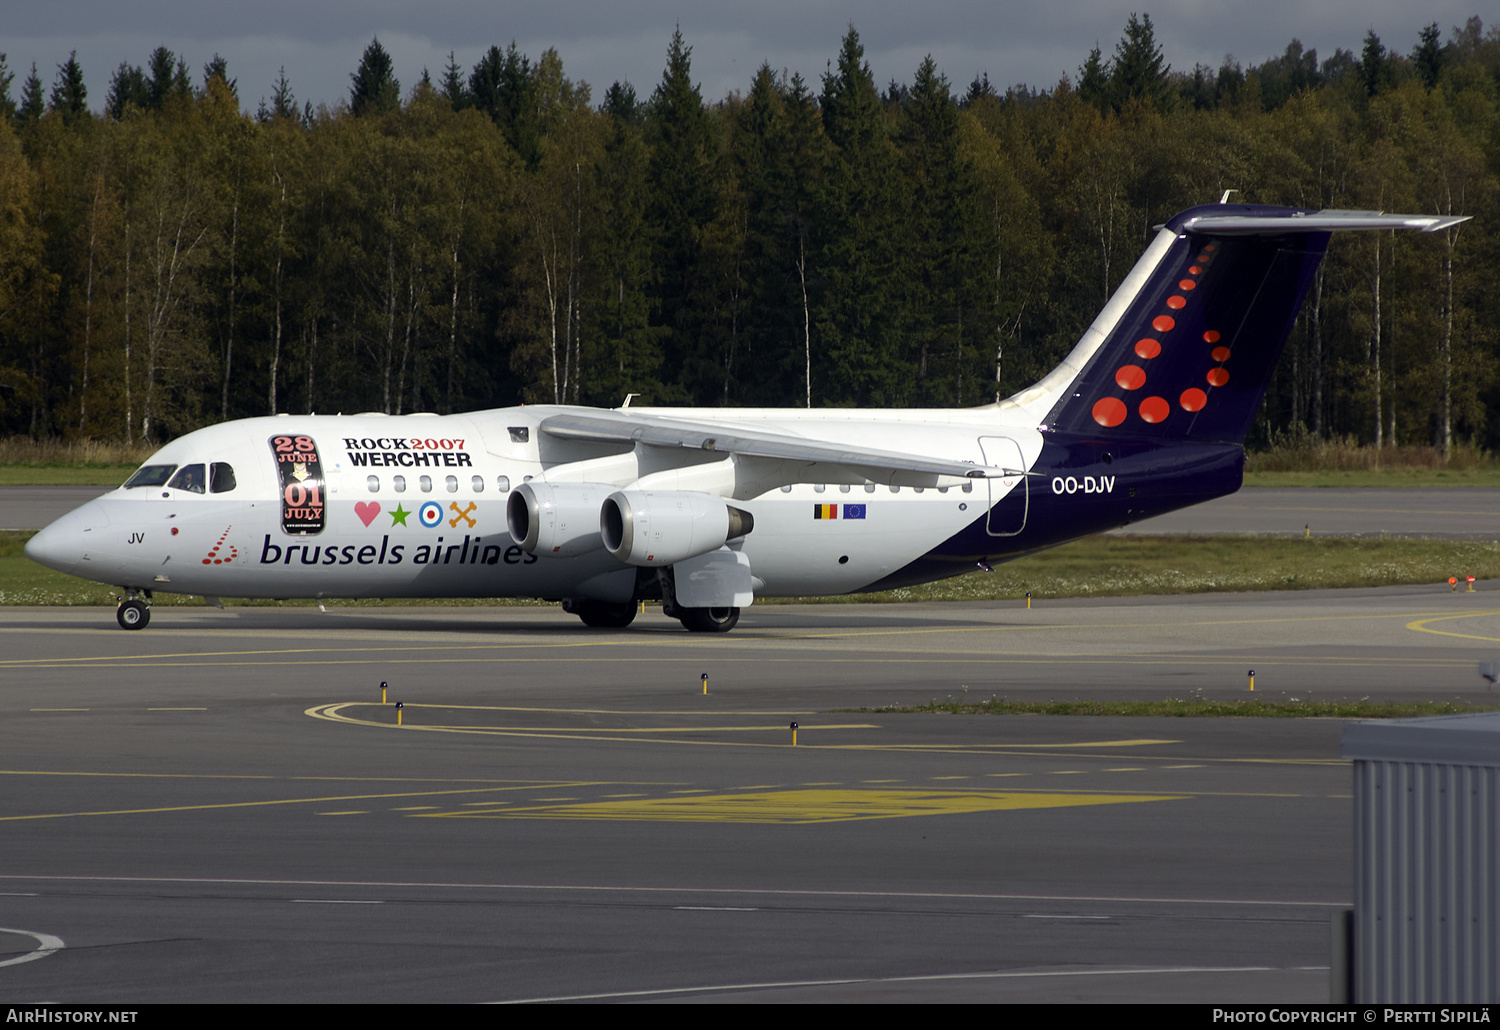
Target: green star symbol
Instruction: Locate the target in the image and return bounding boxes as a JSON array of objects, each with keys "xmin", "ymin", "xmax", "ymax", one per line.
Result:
[{"xmin": 389, "ymin": 504, "xmax": 410, "ymax": 527}]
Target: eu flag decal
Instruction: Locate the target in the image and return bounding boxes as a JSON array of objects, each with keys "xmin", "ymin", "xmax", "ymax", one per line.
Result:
[
  {"xmin": 813, "ymin": 504, "xmax": 838, "ymax": 519},
  {"xmin": 843, "ymin": 504, "xmax": 867, "ymax": 519}
]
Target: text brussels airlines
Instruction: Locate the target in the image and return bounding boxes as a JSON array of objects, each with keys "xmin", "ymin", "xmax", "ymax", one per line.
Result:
[{"xmin": 257, "ymin": 535, "xmax": 537, "ymax": 567}]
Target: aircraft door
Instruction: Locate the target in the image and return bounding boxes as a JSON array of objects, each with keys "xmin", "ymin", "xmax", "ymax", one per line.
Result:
[{"xmin": 979, "ymin": 436, "xmax": 1027, "ymax": 537}]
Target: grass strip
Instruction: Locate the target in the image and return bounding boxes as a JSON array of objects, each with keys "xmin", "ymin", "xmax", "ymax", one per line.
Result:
[
  {"xmin": 848, "ymin": 697, "xmax": 1500, "ymax": 718},
  {"xmin": 4, "ymin": 530, "xmax": 1496, "ymax": 608}
]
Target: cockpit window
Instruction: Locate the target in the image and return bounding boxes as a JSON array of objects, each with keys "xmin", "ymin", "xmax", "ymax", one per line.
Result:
[
  {"xmin": 168, "ymin": 464, "xmax": 206, "ymax": 494},
  {"xmin": 210, "ymin": 463, "xmax": 237, "ymax": 493},
  {"xmin": 124, "ymin": 464, "xmax": 177, "ymax": 489}
]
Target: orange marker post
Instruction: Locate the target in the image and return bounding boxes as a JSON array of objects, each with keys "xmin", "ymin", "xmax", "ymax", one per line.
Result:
[
  {"xmin": 1450, "ymin": 577, "xmax": 1459, "ymax": 593},
  {"xmin": 1468, "ymin": 576, "xmax": 1477, "ymax": 593}
]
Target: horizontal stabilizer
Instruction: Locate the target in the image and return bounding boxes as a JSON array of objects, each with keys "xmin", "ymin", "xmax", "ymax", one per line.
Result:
[{"xmin": 1165, "ymin": 210, "xmax": 1470, "ymax": 236}]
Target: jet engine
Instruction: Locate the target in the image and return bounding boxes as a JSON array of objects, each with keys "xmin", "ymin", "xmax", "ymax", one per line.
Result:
[
  {"xmin": 601, "ymin": 490, "xmax": 754, "ymax": 567},
  {"xmin": 506, "ymin": 482, "xmax": 614, "ymax": 556}
]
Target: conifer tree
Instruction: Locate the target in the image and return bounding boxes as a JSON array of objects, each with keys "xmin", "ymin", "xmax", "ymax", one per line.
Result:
[
  {"xmin": 350, "ymin": 39, "xmax": 400, "ymax": 116},
  {"xmin": 1077, "ymin": 46, "xmax": 1110, "ymax": 110},
  {"xmin": 0, "ymin": 55, "xmax": 14, "ymax": 124},
  {"xmin": 17, "ymin": 63, "xmax": 42, "ymax": 128},
  {"xmin": 106, "ymin": 63, "xmax": 148, "ymax": 118},
  {"xmin": 1111, "ymin": 13, "xmax": 1170, "ymax": 110},
  {"xmin": 439, "ymin": 52, "xmax": 469, "ymax": 110},
  {"xmin": 202, "ymin": 54, "xmax": 237, "ymax": 101},
  {"xmin": 1413, "ymin": 24, "xmax": 1443, "ymax": 89},
  {"xmin": 146, "ymin": 47, "xmax": 192, "ymax": 110},
  {"xmin": 49, "ymin": 52, "xmax": 88, "ymax": 123},
  {"xmin": 269, "ymin": 67, "xmax": 296, "ymax": 120},
  {"xmin": 646, "ymin": 28, "xmax": 715, "ymax": 400},
  {"xmin": 817, "ymin": 26, "xmax": 908, "ymax": 405}
]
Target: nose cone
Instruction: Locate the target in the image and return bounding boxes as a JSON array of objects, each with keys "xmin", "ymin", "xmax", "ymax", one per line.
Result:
[{"xmin": 25, "ymin": 502, "xmax": 109, "ymax": 576}]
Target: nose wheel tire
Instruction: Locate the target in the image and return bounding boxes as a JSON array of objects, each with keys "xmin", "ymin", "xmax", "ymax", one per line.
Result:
[
  {"xmin": 116, "ymin": 599, "xmax": 150, "ymax": 630},
  {"xmin": 678, "ymin": 606, "xmax": 739, "ymax": 633}
]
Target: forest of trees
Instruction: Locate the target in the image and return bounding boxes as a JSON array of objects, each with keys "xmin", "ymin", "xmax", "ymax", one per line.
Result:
[{"xmin": 1, "ymin": 15, "xmax": 1498, "ymax": 455}]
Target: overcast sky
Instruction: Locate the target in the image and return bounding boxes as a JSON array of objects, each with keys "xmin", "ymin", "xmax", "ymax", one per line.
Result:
[{"xmin": 4, "ymin": 2, "xmax": 1488, "ymax": 114}]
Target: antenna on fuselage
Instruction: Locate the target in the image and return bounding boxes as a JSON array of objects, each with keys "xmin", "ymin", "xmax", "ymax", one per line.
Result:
[
  {"xmin": 1219, "ymin": 189, "xmax": 1240, "ymax": 204},
  {"xmin": 621, "ymin": 394, "xmax": 639, "ymax": 409}
]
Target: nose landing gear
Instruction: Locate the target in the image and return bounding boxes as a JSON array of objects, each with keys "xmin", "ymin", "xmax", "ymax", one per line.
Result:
[{"xmin": 115, "ymin": 590, "xmax": 152, "ymax": 630}]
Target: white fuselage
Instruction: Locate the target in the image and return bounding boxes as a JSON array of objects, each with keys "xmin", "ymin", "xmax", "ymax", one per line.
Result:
[{"xmin": 27, "ymin": 406, "xmax": 1045, "ymax": 604}]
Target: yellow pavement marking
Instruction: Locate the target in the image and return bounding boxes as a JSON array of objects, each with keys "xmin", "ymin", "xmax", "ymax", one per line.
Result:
[
  {"xmin": 7, "ymin": 608, "xmax": 1496, "ymax": 670},
  {"xmin": 423, "ymin": 788, "xmax": 1185, "ymax": 824},
  {"xmin": 0, "ymin": 782, "xmax": 611, "ymax": 822},
  {"xmin": 1406, "ymin": 611, "xmax": 1500, "ymax": 643},
  {"xmin": 1001, "ymin": 739, "xmax": 1178, "ymax": 748},
  {"xmin": 301, "ymin": 705, "xmax": 1343, "ymax": 764},
  {"xmin": 305, "ymin": 702, "xmax": 874, "ymax": 742}
]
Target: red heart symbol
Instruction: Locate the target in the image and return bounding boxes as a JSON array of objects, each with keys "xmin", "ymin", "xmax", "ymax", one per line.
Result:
[{"xmin": 354, "ymin": 501, "xmax": 381, "ymax": 527}]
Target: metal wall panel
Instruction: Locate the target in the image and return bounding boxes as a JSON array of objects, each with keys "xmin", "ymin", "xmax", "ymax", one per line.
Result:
[{"xmin": 1350, "ymin": 755, "xmax": 1499, "ymax": 1002}]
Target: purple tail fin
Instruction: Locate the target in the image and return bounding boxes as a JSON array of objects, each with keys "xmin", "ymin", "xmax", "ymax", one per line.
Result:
[{"xmin": 1043, "ymin": 204, "xmax": 1331, "ymax": 443}]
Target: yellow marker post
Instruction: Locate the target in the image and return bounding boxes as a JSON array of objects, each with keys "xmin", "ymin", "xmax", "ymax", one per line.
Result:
[
  {"xmin": 380, "ymin": 681, "xmax": 388, "ymax": 704},
  {"xmin": 790, "ymin": 721, "xmax": 798, "ymax": 746},
  {"xmin": 1304, "ymin": 523, "xmax": 1310, "ymax": 539},
  {"xmin": 1026, "ymin": 591, "xmax": 1032, "ymax": 610},
  {"xmin": 701, "ymin": 673, "xmax": 708, "ymax": 695},
  {"xmin": 1468, "ymin": 576, "xmax": 1477, "ymax": 593},
  {"xmin": 396, "ymin": 701, "xmax": 404, "ymax": 726},
  {"xmin": 1248, "ymin": 669, "xmax": 1255, "ymax": 692}
]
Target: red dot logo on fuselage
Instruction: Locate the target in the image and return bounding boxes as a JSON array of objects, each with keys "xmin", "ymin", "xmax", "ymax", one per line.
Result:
[
  {"xmin": 418, "ymin": 502, "xmax": 443, "ymax": 528},
  {"xmin": 202, "ymin": 526, "xmax": 238, "ymax": 565}
]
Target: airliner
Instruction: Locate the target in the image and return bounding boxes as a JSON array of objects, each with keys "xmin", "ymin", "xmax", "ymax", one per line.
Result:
[{"xmin": 25, "ymin": 202, "xmax": 1464, "ymax": 631}]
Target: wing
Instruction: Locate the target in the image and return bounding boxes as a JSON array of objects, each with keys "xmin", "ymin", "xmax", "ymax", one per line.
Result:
[{"xmin": 536, "ymin": 409, "xmax": 1012, "ymax": 485}]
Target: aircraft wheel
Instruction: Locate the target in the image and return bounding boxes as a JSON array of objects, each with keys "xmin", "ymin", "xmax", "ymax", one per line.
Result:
[
  {"xmin": 117, "ymin": 599, "xmax": 150, "ymax": 631},
  {"xmin": 679, "ymin": 606, "xmax": 739, "ymax": 633},
  {"xmin": 573, "ymin": 601, "xmax": 638, "ymax": 629}
]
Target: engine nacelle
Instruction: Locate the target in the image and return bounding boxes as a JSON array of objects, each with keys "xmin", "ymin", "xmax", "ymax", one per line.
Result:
[
  {"xmin": 601, "ymin": 490, "xmax": 754, "ymax": 567},
  {"xmin": 506, "ymin": 482, "xmax": 613, "ymax": 556}
]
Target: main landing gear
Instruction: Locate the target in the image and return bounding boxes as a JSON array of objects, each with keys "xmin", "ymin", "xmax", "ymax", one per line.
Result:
[
  {"xmin": 677, "ymin": 606, "xmax": 739, "ymax": 633},
  {"xmin": 565, "ymin": 567, "xmax": 741, "ymax": 633},
  {"xmin": 562, "ymin": 599, "xmax": 638, "ymax": 628},
  {"xmin": 115, "ymin": 589, "xmax": 152, "ymax": 630}
]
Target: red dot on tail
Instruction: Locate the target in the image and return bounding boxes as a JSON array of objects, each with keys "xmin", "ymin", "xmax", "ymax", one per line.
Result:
[
  {"xmin": 1092, "ymin": 397, "xmax": 1127, "ymax": 428},
  {"xmin": 1139, "ymin": 396, "xmax": 1170, "ymax": 423}
]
